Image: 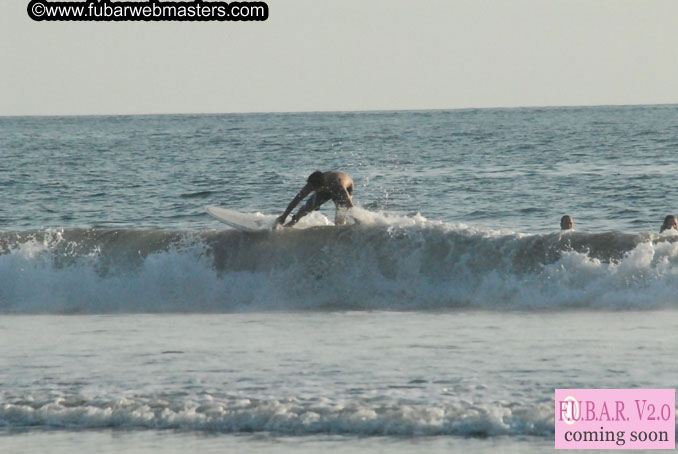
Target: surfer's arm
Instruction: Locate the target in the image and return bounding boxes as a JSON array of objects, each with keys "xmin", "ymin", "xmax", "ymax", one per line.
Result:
[
  {"xmin": 284, "ymin": 201, "xmax": 316, "ymax": 227},
  {"xmin": 275, "ymin": 184, "xmax": 313, "ymax": 227}
]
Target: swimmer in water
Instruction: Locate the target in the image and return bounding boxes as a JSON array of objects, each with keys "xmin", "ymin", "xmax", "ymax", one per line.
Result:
[
  {"xmin": 660, "ymin": 215, "xmax": 678, "ymax": 233},
  {"xmin": 560, "ymin": 215, "xmax": 574, "ymax": 230}
]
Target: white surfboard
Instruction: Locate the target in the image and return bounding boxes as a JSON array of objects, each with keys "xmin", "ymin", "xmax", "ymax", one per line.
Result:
[
  {"xmin": 206, "ymin": 206, "xmax": 335, "ymax": 231},
  {"xmin": 205, "ymin": 206, "xmax": 276, "ymax": 232}
]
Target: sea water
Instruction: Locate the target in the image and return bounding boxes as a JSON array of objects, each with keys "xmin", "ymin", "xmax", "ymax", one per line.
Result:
[{"xmin": 1, "ymin": 106, "xmax": 677, "ymax": 453}]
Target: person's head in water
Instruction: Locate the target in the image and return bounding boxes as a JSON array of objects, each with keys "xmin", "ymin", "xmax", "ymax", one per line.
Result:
[
  {"xmin": 660, "ymin": 215, "xmax": 678, "ymax": 233},
  {"xmin": 560, "ymin": 215, "xmax": 574, "ymax": 230},
  {"xmin": 307, "ymin": 171, "xmax": 324, "ymax": 189}
]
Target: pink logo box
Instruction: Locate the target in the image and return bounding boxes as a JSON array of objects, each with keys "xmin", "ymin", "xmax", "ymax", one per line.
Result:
[{"xmin": 555, "ymin": 389, "xmax": 675, "ymax": 450}]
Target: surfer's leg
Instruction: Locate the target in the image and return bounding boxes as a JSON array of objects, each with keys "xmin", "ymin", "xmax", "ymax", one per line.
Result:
[
  {"xmin": 334, "ymin": 207, "xmax": 348, "ymax": 225},
  {"xmin": 333, "ymin": 187, "xmax": 354, "ymax": 225}
]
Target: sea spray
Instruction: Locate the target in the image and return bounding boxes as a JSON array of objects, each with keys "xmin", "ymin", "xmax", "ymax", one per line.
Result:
[{"xmin": 2, "ymin": 215, "xmax": 678, "ymax": 313}]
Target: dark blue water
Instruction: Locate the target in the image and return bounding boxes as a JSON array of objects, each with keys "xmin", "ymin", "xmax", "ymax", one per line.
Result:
[{"xmin": 2, "ymin": 106, "xmax": 677, "ymax": 233}]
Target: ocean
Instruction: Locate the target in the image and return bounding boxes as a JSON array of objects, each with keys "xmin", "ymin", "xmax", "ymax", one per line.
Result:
[{"xmin": 1, "ymin": 105, "xmax": 677, "ymax": 453}]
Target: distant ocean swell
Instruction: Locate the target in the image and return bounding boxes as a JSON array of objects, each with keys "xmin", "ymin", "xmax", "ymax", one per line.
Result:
[
  {"xmin": 2, "ymin": 221, "xmax": 678, "ymax": 313},
  {"xmin": 0, "ymin": 394, "xmax": 553, "ymax": 437}
]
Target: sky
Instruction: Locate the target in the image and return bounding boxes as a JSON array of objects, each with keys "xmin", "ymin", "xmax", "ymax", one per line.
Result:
[{"xmin": 1, "ymin": 0, "xmax": 677, "ymax": 116}]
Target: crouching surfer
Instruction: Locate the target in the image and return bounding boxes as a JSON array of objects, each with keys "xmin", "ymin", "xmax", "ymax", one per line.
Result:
[{"xmin": 274, "ymin": 170, "xmax": 354, "ymax": 227}]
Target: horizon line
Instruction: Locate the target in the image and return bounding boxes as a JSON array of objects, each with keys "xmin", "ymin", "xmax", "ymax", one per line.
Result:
[{"xmin": 2, "ymin": 102, "xmax": 677, "ymax": 119}]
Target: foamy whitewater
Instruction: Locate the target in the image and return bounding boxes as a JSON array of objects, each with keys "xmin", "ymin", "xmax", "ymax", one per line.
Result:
[
  {"xmin": 1, "ymin": 107, "xmax": 678, "ymax": 453},
  {"xmin": 3, "ymin": 216, "xmax": 678, "ymax": 313}
]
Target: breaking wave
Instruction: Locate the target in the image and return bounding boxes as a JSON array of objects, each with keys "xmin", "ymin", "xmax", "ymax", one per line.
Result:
[
  {"xmin": 0, "ymin": 394, "xmax": 552, "ymax": 437},
  {"xmin": 2, "ymin": 211, "xmax": 678, "ymax": 313}
]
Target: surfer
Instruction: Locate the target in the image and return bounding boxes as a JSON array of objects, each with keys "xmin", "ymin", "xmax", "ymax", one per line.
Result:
[
  {"xmin": 274, "ymin": 170, "xmax": 354, "ymax": 227},
  {"xmin": 660, "ymin": 215, "xmax": 678, "ymax": 233},
  {"xmin": 560, "ymin": 215, "xmax": 574, "ymax": 230}
]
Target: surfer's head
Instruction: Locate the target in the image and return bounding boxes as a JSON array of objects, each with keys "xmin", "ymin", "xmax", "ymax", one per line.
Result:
[
  {"xmin": 560, "ymin": 215, "xmax": 574, "ymax": 230},
  {"xmin": 307, "ymin": 171, "xmax": 324, "ymax": 189},
  {"xmin": 660, "ymin": 215, "xmax": 678, "ymax": 233}
]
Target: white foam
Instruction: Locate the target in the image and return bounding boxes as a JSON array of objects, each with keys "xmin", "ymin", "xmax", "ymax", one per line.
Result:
[
  {"xmin": 0, "ymin": 395, "xmax": 553, "ymax": 436},
  {"xmin": 2, "ymin": 219, "xmax": 678, "ymax": 313}
]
